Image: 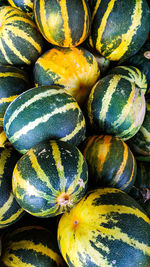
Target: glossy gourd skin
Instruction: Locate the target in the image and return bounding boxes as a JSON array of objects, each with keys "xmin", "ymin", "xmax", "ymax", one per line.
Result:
[
  {"xmin": 0, "ymin": 225, "xmax": 66, "ymax": 266},
  {"xmin": 3, "ymin": 86, "xmax": 86, "ymax": 154},
  {"xmin": 86, "ymin": 74, "xmax": 146, "ymax": 140},
  {"xmin": 34, "ymin": 47, "xmax": 100, "ymax": 106},
  {"xmin": 7, "ymin": 0, "xmax": 34, "ymax": 15},
  {"xmin": 0, "ymin": 147, "xmax": 24, "ymax": 229},
  {"xmin": 127, "ymin": 98, "xmax": 150, "ymax": 156},
  {"xmin": 34, "ymin": 0, "xmax": 91, "ymax": 47},
  {"xmin": 0, "ymin": 65, "xmax": 30, "ymax": 126},
  {"xmin": 12, "ymin": 140, "xmax": 88, "ymax": 218},
  {"xmin": 89, "ymin": 0, "xmax": 150, "ymax": 61},
  {"xmin": 0, "ymin": 6, "xmax": 43, "ymax": 65},
  {"xmin": 80, "ymin": 135, "xmax": 137, "ymax": 192},
  {"xmin": 57, "ymin": 188, "xmax": 150, "ymax": 267}
]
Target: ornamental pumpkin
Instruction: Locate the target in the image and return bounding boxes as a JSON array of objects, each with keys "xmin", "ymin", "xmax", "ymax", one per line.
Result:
[
  {"xmin": 3, "ymin": 85, "xmax": 86, "ymax": 154},
  {"xmin": 80, "ymin": 135, "xmax": 137, "ymax": 192},
  {"xmin": 0, "ymin": 147, "xmax": 24, "ymax": 229},
  {"xmin": 0, "ymin": 225, "xmax": 66, "ymax": 266},
  {"xmin": 34, "ymin": 47, "xmax": 100, "ymax": 106},
  {"xmin": 0, "ymin": 6, "xmax": 43, "ymax": 65},
  {"xmin": 12, "ymin": 140, "xmax": 88, "ymax": 217},
  {"xmin": 89, "ymin": 0, "xmax": 150, "ymax": 61},
  {"xmin": 58, "ymin": 188, "xmax": 150, "ymax": 267},
  {"xmin": 86, "ymin": 74, "xmax": 146, "ymax": 140},
  {"xmin": 33, "ymin": 0, "xmax": 91, "ymax": 47}
]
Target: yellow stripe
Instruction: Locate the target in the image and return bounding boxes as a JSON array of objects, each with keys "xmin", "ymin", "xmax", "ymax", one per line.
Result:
[
  {"xmin": 120, "ymin": 150, "xmax": 136, "ymax": 191},
  {"xmin": 97, "ymin": 135, "xmax": 112, "ymax": 173},
  {"xmin": 0, "ymin": 207, "xmax": 23, "ymax": 228},
  {"xmin": 7, "ymin": 0, "xmax": 18, "ymax": 8},
  {"xmin": 4, "ymin": 11, "xmax": 37, "ymax": 29},
  {"xmin": 60, "ymin": 0, "xmax": 72, "ymax": 47},
  {"xmin": 0, "ymin": 148, "xmax": 12, "ymax": 186},
  {"xmin": 87, "ymin": 82, "xmax": 98, "ymax": 125},
  {"xmin": 3, "ymin": 253, "xmax": 34, "ymax": 266},
  {"xmin": 75, "ymin": 0, "xmax": 89, "ymax": 46},
  {"xmin": 61, "ymin": 116, "xmax": 85, "ymax": 142},
  {"xmin": 38, "ymin": 0, "xmax": 58, "ymax": 45},
  {"xmin": 5, "ymin": 89, "xmax": 66, "ymax": 133},
  {"xmin": 0, "ymin": 192, "xmax": 14, "ymax": 220},
  {"xmin": 12, "ymin": 165, "xmax": 55, "ymax": 205},
  {"xmin": 7, "ymin": 25, "xmax": 42, "ymax": 53},
  {"xmin": 24, "ymin": 0, "xmax": 33, "ymax": 9},
  {"xmin": 4, "ymin": 240, "xmax": 64, "ymax": 266},
  {"xmin": 51, "ymin": 141, "xmax": 66, "ymax": 192},
  {"xmin": 99, "ymin": 75, "xmax": 121, "ymax": 127},
  {"xmin": 113, "ymin": 66, "xmax": 147, "ymax": 92},
  {"xmin": 118, "ymin": 91, "xmax": 146, "ymax": 140},
  {"xmin": 91, "ymin": 0, "xmax": 101, "ymax": 23},
  {"xmin": 82, "ymin": 135, "xmax": 97, "ymax": 158},
  {"xmin": 0, "ymin": 129, "xmax": 7, "ymax": 148},
  {"xmin": 110, "ymin": 141, "xmax": 128, "ymax": 186},
  {"xmin": 67, "ymin": 149, "xmax": 86, "ymax": 195},
  {"xmin": 28, "ymin": 149, "xmax": 58, "ymax": 195},
  {"xmin": 2, "ymin": 31, "xmax": 31, "ymax": 65},
  {"xmin": 0, "ymin": 38, "xmax": 12, "ymax": 65},
  {"xmin": 0, "ymin": 72, "xmax": 28, "ymax": 81},
  {"xmin": 0, "ymin": 95, "xmax": 18, "ymax": 104},
  {"xmin": 9, "ymin": 102, "xmax": 80, "ymax": 145},
  {"xmin": 107, "ymin": 1, "xmax": 143, "ymax": 60},
  {"xmin": 96, "ymin": 0, "xmax": 116, "ymax": 52},
  {"xmin": 99, "ymin": 225, "xmax": 150, "ymax": 255},
  {"xmin": 112, "ymin": 82, "xmax": 137, "ymax": 128}
]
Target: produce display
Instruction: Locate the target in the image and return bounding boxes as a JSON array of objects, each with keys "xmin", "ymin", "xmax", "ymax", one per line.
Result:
[{"xmin": 0, "ymin": 0, "xmax": 150, "ymax": 266}]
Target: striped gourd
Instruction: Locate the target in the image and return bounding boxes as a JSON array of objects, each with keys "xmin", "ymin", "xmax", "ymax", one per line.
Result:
[
  {"xmin": 57, "ymin": 187, "xmax": 150, "ymax": 267},
  {"xmin": 12, "ymin": 140, "xmax": 88, "ymax": 217},
  {"xmin": 86, "ymin": 74, "xmax": 146, "ymax": 140},
  {"xmin": 127, "ymin": 98, "xmax": 150, "ymax": 155},
  {"xmin": 7, "ymin": 0, "xmax": 33, "ymax": 16},
  {"xmin": 89, "ymin": 0, "xmax": 150, "ymax": 61},
  {"xmin": 34, "ymin": 47, "xmax": 100, "ymax": 106},
  {"xmin": 129, "ymin": 160, "xmax": 150, "ymax": 217},
  {"xmin": 0, "ymin": 127, "xmax": 11, "ymax": 148},
  {"xmin": 0, "ymin": 6, "xmax": 43, "ymax": 65},
  {"xmin": 0, "ymin": 65, "xmax": 30, "ymax": 126},
  {"xmin": 108, "ymin": 65, "xmax": 147, "ymax": 93},
  {"xmin": 0, "ymin": 147, "xmax": 24, "ymax": 229},
  {"xmin": 81, "ymin": 135, "xmax": 137, "ymax": 192},
  {"xmin": 0, "ymin": 225, "xmax": 66, "ymax": 266},
  {"xmin": 3, "ymin": 85, "xmax": 86, "ymax": 154},
  {"xmin": 33, "ymin": 0, "xmax": 91, "ymax": 47},
  {"xmin": 120, "ymin": 40, "xmax": 150, "ymax": 94}
]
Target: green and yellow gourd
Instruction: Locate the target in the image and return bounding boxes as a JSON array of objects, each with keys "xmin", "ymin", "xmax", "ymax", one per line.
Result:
[
  {"xmin": 57, "ymin": 188, "xmax": 150, "ymax": 267},
  {"xmin": 0, "ymin": 127, "xmax": 11, "ymax": 148},
  {"xmin": 3, "ymin": 85, "xmax": 86, "ymax": 154},
  {"xmin": 89, "ymin": 0, "xmax": 150, "ymax": 61},
  {"xmin": 34, "ymin": 47, "xmax": 100, "ymax": 107},
  {"xmin": 0, "ymin": 65, "xmax": 30, "ymax": 126},
  {"xmin": 12, "ymin": 140, "xmax": 88, "ymax": 217},
  {"xmin": 0, "ymin": 225, "xmax": 66, "ymax": 266},
  {"xmin": 119, "ymin": 40, "xmax": 150, "ymax": 94},
  {"xmin": 33, "ymin": 0, "xmax": 91, "ymax": 47},
  {"xmin": 127, "ymin": 98, "xmax": 150, "ymax": 155},
  {"xmin": 0, "ymin": 6, "xmax": 43, "ymax": 65},
  {"xmin": 80, "ymin": 135, "xmax": 137, "ymax": 192},
  {"xmin": 108, "ymin": 65, "xmax": 147, "ymax": 93},
  {"xmin": 0, "ymin": 147, "xmax": 24, "ymax": 229},
  {"xmin": 7, "ymin": 0, "xmax": 34, "ymax": 16},
  {"xmin": 86, "ymin": 74, "xmax": 146, "ymax": 140}
]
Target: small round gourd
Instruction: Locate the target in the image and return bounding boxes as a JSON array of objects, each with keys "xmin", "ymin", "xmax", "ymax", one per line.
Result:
[{"xmin": 12, "ymin": 140, "xmax": 88, "ymax": 217}]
